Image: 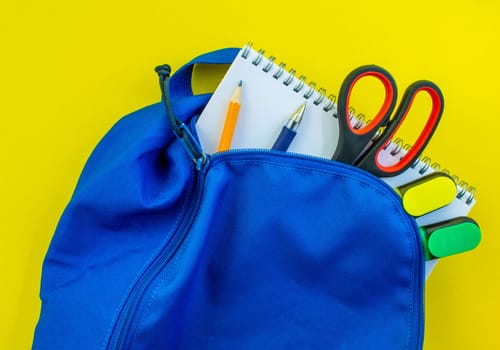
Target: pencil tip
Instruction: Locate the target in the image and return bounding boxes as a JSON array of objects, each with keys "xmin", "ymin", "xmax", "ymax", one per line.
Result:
[{"xmin": 238, "ymin": 80, "xmax": 243, "ymax": 86}]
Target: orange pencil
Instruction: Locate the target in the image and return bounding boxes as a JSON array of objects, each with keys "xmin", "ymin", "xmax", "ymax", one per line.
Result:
[{"xmin": 218, "ymin": 81, "xmax": 242, "ymax": 151}]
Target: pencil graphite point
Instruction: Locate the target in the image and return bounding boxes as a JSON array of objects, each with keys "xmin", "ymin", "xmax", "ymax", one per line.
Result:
[{"xmin": 230, "ymin": 82, "xmax": 242, "ymax": 102}]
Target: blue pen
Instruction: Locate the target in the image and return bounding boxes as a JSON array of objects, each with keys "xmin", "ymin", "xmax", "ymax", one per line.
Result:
[{"xmin": 272, "ymin": 102, "xmax": 306, "ymax": 151}]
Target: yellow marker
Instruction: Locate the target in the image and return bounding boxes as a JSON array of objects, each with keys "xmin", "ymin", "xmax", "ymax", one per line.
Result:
[
  {"xmin": 395, "ymin": 172, "xmax": 457, "ymax": 217},
  {"xmin": 218, "ymin": 81, "xmax": 242, "ymax": 151}
]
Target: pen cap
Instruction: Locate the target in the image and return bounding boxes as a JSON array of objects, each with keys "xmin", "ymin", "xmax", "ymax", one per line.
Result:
[
  {"xmin": 399, "ymin": 172, "xmax": 457, "ymax": 217},
  {"xmin": 424, "ymin": 217, "xmax": 481, "ymax": 259}
]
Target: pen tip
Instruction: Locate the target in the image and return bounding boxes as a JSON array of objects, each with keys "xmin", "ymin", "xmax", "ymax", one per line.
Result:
[
  {"xmin": 292, "ymin": 102, "xmax": 306, "ymax": 123},
  {"xmin": 298, "ymin": 101, "xmax": 307, "ymax": 113}
]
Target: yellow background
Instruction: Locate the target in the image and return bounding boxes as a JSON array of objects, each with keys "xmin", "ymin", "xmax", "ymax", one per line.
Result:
[{"xmin": 1, "ymin": 0, "xmax": 498, "ymax": 348}]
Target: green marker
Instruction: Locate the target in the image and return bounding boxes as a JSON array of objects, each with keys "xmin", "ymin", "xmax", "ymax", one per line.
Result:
[{"xmin": 419, "ymin": 217, "xmax": 481, "ymax": 260}]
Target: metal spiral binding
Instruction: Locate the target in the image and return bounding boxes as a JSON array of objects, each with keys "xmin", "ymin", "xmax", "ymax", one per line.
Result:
[
  {"xmin": 241, "ymin": 42, "xmax": 338, "ymax": 118},
  {"xmin": 293, "ymin": 75, "xmax": 307, "ymax": 92},
  {"xmin": 392, "ymin": 138, "xmax": 476, "ymax": 204},
  {"xmin": 262, "ymin": 56, "xmax": 276, "ymax": 72},
  {"xmin": 273, "ymin": 62, "xmax": 286, "ymax": 79},
  {"xmin": 241, "ymin": 43, "xmax": 475, "ymax": 205},
  {"xmin": 283, "ymin": 69, "xmax": 296, "ymax": 86}
]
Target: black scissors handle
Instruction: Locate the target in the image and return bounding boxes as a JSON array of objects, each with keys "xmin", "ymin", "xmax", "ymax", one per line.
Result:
[
  {"xmin": 332, "ymin": 65, "xmax": 398, "ymax": 164},
  {"xmin": 356, "ymin": 80, "xmax": 444, "ymax": 177}
]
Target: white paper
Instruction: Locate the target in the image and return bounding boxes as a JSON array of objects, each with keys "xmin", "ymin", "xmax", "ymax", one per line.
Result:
[{"xmin": 195, "ymin": 46, "xmax": 476, "ymax": 279}]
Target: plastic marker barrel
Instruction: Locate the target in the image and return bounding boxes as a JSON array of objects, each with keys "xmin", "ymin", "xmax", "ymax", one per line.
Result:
[
  {"xmin": 419, "ymin": 217, "xmax": 481, "ymax": 260},
  {"xmin": 397, "ymin": 172, "xmax": 457, "ymax": 217}
]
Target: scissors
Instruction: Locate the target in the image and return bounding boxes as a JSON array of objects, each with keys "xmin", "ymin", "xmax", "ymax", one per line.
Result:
[{"xmin": 332, "ymin": 65, "xmax": 444, "ymax": 178}]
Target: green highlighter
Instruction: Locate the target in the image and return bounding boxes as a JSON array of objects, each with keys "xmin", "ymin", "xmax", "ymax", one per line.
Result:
[{"xmin": 419, "ymin": 217, "xmax": 481, "ymax": 260}]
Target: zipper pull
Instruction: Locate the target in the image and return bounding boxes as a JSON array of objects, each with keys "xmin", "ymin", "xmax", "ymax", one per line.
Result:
[{"xmin": 155, "ymin": 64, "xmax": 209, "ymax": 171}]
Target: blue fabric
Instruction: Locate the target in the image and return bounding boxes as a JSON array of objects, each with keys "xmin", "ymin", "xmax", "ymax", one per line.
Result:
[{"xmin": 33, "ymin": 49, "xmax": 424, "ymax": 350}]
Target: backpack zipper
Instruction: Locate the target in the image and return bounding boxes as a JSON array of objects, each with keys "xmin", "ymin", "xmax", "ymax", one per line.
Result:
[
  {"xmin": 211, "ymin": 149, "xmax": 425, "ymax": 349},
  {"xmin": 105, "ymin": 164, "xmax": 208, "ymax": 350},
  {"xmin": 105, "ymin": 149, "xmax": 424, "ymax": 349}
]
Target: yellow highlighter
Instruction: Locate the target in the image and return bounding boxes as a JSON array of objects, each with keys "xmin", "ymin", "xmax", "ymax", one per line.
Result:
[
  {"xmin": 395, "ymin": 172, "xmax": 457, "ymax": 217},
  {"xmin": 218, "ymin": 81, "xmax": 242, "ymax": 152}
]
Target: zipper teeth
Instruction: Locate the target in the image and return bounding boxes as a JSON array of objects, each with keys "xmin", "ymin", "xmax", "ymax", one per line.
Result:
[
  {"xmin": 210, "ymin": 148, "xmax": 395, "ymax": 192},
  {"xmin": 416, "ymin": 226, "xmax": 425, "ymax": 349},
  {"xmin": 211, "ymin": 148, "xmax": 331, "ymax": 164},
  {"xmin": 214, "ymin": 148, "xmax": 426, "ymax": 348},
  {"xmin": 109, "ymin": 148, "xmax": 424, "ymax": 349},
  {"xmin": 109, "ymin": 169, "xmax": 206, "ymax": 350}
]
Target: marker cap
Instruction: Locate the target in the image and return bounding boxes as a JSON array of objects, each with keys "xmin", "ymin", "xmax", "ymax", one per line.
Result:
[
  {"xmin": 400, "ymin": 172, "xmax": 457, "ymax": 217},
  {"xmin": 423, "ymin": 217, "xmax": 481, "ymax": 259}
]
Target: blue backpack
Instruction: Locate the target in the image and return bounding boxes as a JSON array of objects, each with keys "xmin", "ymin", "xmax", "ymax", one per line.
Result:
[{"xmin": 33, "ymin": 48, "xmax": 424, "ymax": 349}]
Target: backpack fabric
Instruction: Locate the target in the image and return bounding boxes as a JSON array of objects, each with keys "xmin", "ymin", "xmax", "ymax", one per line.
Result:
[{"xmin": 33, "ymin": 48, "xmax": 424, "ymax": 350}]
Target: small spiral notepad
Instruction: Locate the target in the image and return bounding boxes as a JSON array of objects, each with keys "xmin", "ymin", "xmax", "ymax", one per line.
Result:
[{"xmin": 195, "ymin": 43, "xmax": 476, "ymax": 277}]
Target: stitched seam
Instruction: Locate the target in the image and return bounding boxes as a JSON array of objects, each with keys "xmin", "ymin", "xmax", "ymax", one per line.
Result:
[
  {"xmin": 211, "ymin": 159, "xmax": 418, "ymax": 349},
  {"xmin": 132, "ymin": 172, "xmax": 201, "ymax": 348},
  {"xmin": 101, "ymin": 169, "xmax": 196, "ymax": 350},
  {"xmin": 127, "ymin": 158, "xmax": 418, "ymax": 349}
]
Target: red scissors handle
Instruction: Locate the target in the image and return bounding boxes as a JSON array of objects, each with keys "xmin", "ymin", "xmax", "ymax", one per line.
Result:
[
  {"xmin": 356, "ymin": 81, "xmax": 444, "ymax": 177},
  {"xmin": 333, "ymin": 65, "xmax": 398, "ymax": 164}
]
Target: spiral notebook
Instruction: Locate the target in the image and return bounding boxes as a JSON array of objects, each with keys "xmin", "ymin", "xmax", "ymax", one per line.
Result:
[{"xmin": 195, "ymin": 44, "xmax": 476, "ymax": 277}]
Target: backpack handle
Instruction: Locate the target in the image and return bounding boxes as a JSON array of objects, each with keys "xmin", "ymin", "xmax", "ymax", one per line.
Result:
[
  {"xmin": 155, "ymin": 48, "xmax": 239, "ymax": 170},
  {"xmin": 168, "ymin": 48, "xmax": 239, "ymax": 100}
]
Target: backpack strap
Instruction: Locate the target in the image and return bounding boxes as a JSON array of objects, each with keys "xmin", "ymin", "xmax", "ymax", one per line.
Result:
[{"xmin": 169, "ymin": 48, "xmax": 239, "ymax": 99}]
